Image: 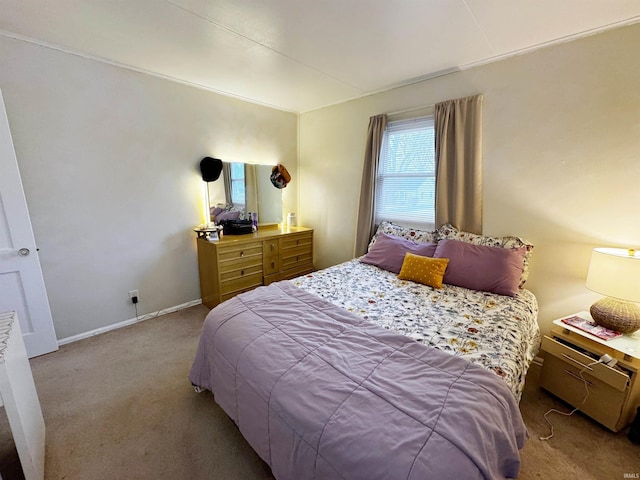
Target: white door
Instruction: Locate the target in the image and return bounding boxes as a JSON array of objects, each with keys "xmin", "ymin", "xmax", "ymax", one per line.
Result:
[{"xmin": 0, "ymin": 89, "xmax": 58, "ymax": 358}]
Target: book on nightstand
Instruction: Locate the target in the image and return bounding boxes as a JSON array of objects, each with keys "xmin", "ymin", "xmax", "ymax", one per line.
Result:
[{"xmin": 561, "ymin": 315, "xmax": 623, "ymax": 340}]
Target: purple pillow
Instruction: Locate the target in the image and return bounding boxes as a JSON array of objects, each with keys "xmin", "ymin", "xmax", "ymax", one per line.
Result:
[
  {"xmin": 215, "ymin": 210, "xmax": 241, "ymax": 222},
  {"xmin": 433, "ymin": 239, "xmax": 526, "ymax": 296},
  {"xmin": 360, "ymin": 233, "xmax": 437, "ymax": 274}
]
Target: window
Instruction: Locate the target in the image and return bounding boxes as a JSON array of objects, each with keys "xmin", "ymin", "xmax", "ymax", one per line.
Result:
[
  {"xmin": 230, "ymin": 162, "xmax": 246, "ymax": 207},
  {"xmin": 375, "ymin": 116, "xmax": 435, "ymax": 229}
]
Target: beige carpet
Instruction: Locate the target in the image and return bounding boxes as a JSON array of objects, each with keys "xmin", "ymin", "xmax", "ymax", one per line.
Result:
[{"xmin": 1, "ymin": 305, "xmax": 638, "ymax": 479}]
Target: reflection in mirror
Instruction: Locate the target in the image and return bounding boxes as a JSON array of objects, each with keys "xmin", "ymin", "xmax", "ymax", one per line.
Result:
[
  {"xmin": 230, "ymin": 162, "xmax": 246, "ymax": 206},
  {"xmin": 207, "ymin": 163, "xmax": 283, "ymax": 225}
]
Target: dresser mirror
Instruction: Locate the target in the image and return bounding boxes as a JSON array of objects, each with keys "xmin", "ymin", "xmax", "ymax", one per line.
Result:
[{"xmin": 207, "ymin": 163, "xmax": 283, "ymax": 225}]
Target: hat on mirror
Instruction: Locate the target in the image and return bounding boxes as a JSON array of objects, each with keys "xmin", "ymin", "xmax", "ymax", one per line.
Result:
[{"xmin": 270, "ymin": 164, "xmax": 291, "ymax": 189}]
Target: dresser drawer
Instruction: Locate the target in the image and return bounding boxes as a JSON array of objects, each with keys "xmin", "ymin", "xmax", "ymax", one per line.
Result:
[
  {"xmin": 281, "ymin": 232, "xmax": 313, "ymax": 273},
  {"xmin": 281, "ymin": 250, "xmax": 313, "ymax": 272},
  {"xmin": 220, "ymin": 263, "xmax": 263, "ymax": 285},
  {"xmin": 220, "ymin": 282, "xmax": 263, "ymax": 303},
  {"xmin": 263, "ymin": 239, "xmax": 280, "ymax": 258},
  {"xmin": 217, "ymin": 242, "xmax": 264, "ymax": 295},
  {"xmin": 218, "ymin": 253, "xmax": 263, "ymax": 274},
  {"xmin": 541, "ymin": 335, "xmax": 629, "ymax": 391},
  {"xmin": 219, "ymin": 271, "xmax": 263, "ymax": 295},
  {"xmin": 263, "ymin": 256, "xmax": 280, "ymax": 276},
  {"xmin": 218, "ymin": 242, "xmax": 263, "ymax": 263},
  {"xmin": 263, "ymin": 239, "xmax": 280, "ymax": 276},
  {"xmin": 280, "ymin": 264, "xmax": 313, "ymax": 281},
  {"xmin": 281, "ymin": 232, "xmax": 312, "ymax": 252}
]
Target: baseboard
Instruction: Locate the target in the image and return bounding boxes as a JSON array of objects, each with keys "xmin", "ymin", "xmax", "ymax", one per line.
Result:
[{"xmin": 57, "ymin": 299, "xmax": 203, "ymax": 346}]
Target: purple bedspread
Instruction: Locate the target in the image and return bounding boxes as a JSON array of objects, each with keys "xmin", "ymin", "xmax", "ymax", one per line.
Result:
[{"xmin": 190, "ymin": 281, "xmax": 527, "ymax": 480}]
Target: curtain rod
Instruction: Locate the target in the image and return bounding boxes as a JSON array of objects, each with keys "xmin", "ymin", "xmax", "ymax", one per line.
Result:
[{"xmin": 385, "ymin": 102, "xmax": 435, "ymax": 117}]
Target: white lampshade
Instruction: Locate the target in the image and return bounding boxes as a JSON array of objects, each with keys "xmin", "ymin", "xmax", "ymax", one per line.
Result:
[{"xmin": 586, "ymin": 248, "xmax": 640, "ymax": 302}]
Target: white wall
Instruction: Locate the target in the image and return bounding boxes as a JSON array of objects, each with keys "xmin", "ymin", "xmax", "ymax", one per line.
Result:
[
  {"xmin": 3, "ymin": 23, "xmax": 637, "ymax": 341},
  {"xmin": 299, "ymin": 23, "xmax": 640, "ymax": 335},
  {"xmin": 0, "ymin": 35, "xmax": 297, "ymax": 339}
]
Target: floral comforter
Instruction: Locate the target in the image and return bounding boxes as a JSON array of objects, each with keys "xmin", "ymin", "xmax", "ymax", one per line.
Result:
[{"xmin": 292, "ymin": 259, "xmax": 540, "ymax": 400}]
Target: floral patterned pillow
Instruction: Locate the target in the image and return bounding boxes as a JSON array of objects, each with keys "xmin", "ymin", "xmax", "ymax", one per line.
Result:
[
  {"xmin": 368, "ymin": 221, "xmax": 438, "ymax": 252},
  {"xmin": 436, "ymin": 224, "xmax": 534, "ymax": 287}
]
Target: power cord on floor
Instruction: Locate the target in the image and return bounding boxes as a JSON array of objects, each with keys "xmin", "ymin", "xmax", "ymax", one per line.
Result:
[
  {"xmin": 132, "ymin": 295, "xmax": 139, "ymax": 321},
  {"xmin": 540, "ymin": 354, "xmax": 615, "ymax": 441}
]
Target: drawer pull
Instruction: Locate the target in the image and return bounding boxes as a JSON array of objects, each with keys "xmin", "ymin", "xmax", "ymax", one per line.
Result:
[
  {"xmin": 296, "ymin": 240, "xmax": 299, "ymax": 245},
  {"xmin": 271, "ymin": 261, "xmax": 275, "ymax": 268},
  {"xmin": 560, "ymin": 353, "xmax": 594, "ymax": 371},
  {"xmin": 270, "ymin": 243, "xmax": 275, "ymax": 251},
  {"xmin": 240, "ymin": 251, "xmax": 244, "ymax": 257},
  {"xmin": 562, "ymin": 369, "xmax": 594, "ymax": 387},
  {"xmin": 240, "ymin": 270, "xmax": 245, "ymax": 276},
  {"xmin": 296, "ymin": 256, "xmax": 299, "ymax": 261}
]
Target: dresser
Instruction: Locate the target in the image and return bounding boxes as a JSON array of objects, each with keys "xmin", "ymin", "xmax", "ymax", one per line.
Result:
[{"xmin": 197, "ymin": 226, "xmax": 313, "ymax": 308}]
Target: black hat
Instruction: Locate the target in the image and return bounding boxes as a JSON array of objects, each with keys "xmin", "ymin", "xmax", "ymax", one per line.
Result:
[{"xmin": 200, "ymin": 157, "xmax": 223, "ymax": 182}]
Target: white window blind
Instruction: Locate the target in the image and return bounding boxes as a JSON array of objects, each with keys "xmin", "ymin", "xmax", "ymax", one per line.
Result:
[{"xmin": 375, "ymin": 116, "xmax": 435, "ymax": 229}]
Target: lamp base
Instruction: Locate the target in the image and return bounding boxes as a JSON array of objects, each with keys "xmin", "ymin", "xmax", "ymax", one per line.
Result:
[{"xmin": 590, "ymin": 297, "xmax": 640, "ymax": 334}]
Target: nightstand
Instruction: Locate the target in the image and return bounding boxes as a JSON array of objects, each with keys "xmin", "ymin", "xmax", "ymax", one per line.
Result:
[{"xmin": 540, "ymin": 311, "xmax": 640, "ymax": 432}]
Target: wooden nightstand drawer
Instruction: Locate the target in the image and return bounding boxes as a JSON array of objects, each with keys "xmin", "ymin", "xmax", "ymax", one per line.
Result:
[
  {"xmin": 541, "ymin": 354, "xmax": 626, "ymax": 431},
  {"xmin": 542, "ymin": 335, "xmax": 629, "ymax": 391}
]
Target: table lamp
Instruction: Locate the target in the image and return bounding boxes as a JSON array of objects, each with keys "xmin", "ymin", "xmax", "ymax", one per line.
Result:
[{"xmin": 586, "ymin": 247, "xmax": 640, "ymax": 333}]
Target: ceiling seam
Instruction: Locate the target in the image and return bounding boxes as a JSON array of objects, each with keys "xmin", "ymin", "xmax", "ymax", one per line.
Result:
[
  {"xmin": 2, "ymin": 11, "xmax": 640, "ymax": 115},
  {"xmin": 461, "ymin": 0, "xmax": 496, "ymax": 53},
  {"xmin": 0, "ymin": 28, "xmax": 297, "ymax": 113},
  {"xmin": 461, "ymin": 14, "xmax": 640, "ymax": 66},
  {"xmin": 166, "ymin": 0, "xmax": 365, "ymax": 93},
  {"xmin": 299, "ymin": 15, "xmax": 640, "ymax": 114}
]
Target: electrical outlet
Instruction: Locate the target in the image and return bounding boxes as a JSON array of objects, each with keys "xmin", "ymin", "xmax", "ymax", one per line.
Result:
[{"xmin": 128, "ymin": 290, "xmax": 139, "ymax": 299}]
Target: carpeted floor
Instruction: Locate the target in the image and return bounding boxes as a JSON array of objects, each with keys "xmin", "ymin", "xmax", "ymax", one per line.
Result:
[{"xmin": 1, "ymin": 305, "xmax": 638, "ymax": 479}]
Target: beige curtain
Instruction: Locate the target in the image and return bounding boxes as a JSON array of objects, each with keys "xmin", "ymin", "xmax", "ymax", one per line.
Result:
[
  {"xmin": 244, "ymin": 164, "xmax": 258, "ymax": 213},
  {"xmin": 222, "ymin": 162, "xmax": 232, "ymax": 205},
  {"xmin": 435, "ymin": 94, "xmax": 483, "ymax": 234},
  {"xmin": 355, "ymin": 114, "xmax": 387, "ymax": 256}
]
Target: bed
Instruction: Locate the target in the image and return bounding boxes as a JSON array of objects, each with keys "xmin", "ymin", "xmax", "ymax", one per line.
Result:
[{"xmin": 190, "ymin": 223, "xmax": 540, "ymax": 480}]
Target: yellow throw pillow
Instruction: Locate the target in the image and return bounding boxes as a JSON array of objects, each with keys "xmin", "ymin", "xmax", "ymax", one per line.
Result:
[{"xmin": 398, "ymin": 253, "xmax": 449, "ymax": 289}]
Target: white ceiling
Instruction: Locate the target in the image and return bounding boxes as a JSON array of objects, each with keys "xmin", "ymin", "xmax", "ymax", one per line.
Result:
[{"xmin": 1, "ymin": 0, "xmax": 640, "ymax": 113}]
